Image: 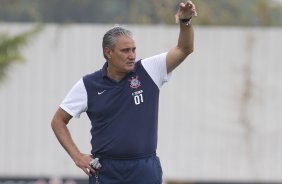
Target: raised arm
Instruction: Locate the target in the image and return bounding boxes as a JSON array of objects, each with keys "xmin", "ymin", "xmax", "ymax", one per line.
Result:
[{"xmin": 166, "ymin": 0, "xmax": 197, "ymax": 73}]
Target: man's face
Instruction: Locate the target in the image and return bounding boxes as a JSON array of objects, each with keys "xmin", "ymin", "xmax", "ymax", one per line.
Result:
[{"xmin": 107, "ymin": 35, "xmax": 136, "ymax": 73}]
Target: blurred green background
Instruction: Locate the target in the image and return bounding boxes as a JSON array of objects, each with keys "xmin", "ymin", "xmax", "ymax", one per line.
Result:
[{"xmin": 0, "ymin": 0, "xmax": 282, "ymax": 26}]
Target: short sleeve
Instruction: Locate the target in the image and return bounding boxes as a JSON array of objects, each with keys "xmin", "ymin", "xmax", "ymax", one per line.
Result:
[
  {"xmin": 59, "ymin": 78, "xmax": 87, "ymax": 118},
  {"xmin": 141, "ymin": 52, "xmax": 172, "ymax": 88}
]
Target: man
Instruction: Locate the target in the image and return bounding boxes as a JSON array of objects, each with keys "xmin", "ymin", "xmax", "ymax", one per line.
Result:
[{"xmin": 51, "ymin": 1, "xmax": 197, "ymax": 183}]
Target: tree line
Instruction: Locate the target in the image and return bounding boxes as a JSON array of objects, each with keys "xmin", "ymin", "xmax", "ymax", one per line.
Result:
[{"xmin": 0, "ymin": 0, "xmax": 282, "ymax": 26}]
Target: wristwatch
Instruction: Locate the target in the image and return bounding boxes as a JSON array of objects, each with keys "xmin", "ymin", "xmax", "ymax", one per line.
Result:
[{"xmin": 181, "ymin": 17, "xmax": 192, "ymax": 26}]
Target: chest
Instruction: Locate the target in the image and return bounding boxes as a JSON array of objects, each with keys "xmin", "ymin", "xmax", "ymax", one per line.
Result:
[{"xmin": 86, "ymin": 72, "xmax": 159, "ymax": 120}]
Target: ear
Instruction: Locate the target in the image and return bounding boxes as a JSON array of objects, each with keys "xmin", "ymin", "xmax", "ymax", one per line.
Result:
[{"xmin": 104, "ymin": 47, "xmax": 112, "ymax": 59}]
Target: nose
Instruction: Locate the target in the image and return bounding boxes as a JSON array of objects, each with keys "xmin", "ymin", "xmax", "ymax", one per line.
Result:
[{"xmin": 129, "ymin": 50, "xmax": 136, "ymax": 60}]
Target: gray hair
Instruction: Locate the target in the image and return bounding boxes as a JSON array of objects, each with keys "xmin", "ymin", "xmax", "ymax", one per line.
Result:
[{"xmin": 102, "ymin": 26, "xmax": 133, "ymax": 59}]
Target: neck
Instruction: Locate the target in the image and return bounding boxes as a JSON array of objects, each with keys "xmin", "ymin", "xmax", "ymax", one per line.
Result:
[{"xmin": 106, "ymin": 67, "xmax": 126, "ymax": 82}]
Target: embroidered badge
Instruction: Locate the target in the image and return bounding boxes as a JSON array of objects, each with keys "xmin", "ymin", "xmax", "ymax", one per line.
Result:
[{"xmin": 129, "ymin": 76, "xmax": 141, "ymax": 89}]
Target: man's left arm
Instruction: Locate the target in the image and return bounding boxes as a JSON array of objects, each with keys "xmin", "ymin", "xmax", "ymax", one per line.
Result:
[{"xmin": 166, "ymin": 0, "xmax": 197, "ymax": 73}]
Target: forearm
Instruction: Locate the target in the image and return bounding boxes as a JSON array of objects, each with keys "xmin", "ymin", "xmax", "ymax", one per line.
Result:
[
  {"xmin": 166, "ymin": 23, "xmax": 194, "ymax": 73},
  {"xmin": 177, "ymin": 22, "xmax": 194, "ymax": 56},
  {"xmin": 51, "ymin": 117, "xmax": 82, "ymax": 163},
  {"xmin": 175, "ymin": 0, "xmax": 196, "ymax": 57}
]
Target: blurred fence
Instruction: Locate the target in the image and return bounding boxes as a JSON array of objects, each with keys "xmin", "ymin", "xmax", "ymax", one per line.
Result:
[{"xmin": 0, "ymin": 23, "xmax": 281, "ymax": 183}]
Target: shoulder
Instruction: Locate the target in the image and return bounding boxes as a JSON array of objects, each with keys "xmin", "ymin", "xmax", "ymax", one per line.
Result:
[
  {"xmin": 141, "ymin": 52, "xmax": 167, "ymax": 65},
  {"xmin": 139, "ymin": 52, "xmax": 170, "ymax": 88},
  {"xmin": 83, "ymin": 69, "xmax": 102, "ymax": 81},
  {"xmin": 140, "ymin": 52, "xmax": 168, "ymax": 73}
]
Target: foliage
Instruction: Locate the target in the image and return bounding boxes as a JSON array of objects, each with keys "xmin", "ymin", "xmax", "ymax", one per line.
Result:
[
  {"xmin": 0, "ymin": 0, "xmax": 281, "ymax": 26},
  {"xmin": 0, "ymin": 25, "xmax": 42, "ymax": 82},
  {"xmin": 193, "ymin": 0, "xmax": 282, "ymax": 26}
]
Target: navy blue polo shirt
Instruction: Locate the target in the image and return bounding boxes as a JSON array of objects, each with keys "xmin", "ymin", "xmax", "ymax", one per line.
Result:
[{"xmin": 60, "ymin": 53, "xmax": 170, "ymax": 159}]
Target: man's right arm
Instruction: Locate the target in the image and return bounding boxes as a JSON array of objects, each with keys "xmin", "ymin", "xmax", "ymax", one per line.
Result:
[{"xmin": 51, "ymin": 107, "xmax": 95, "ymax": 176}]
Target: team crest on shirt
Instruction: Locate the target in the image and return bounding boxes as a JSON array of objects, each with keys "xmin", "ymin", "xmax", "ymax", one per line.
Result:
[{"xmin": 129, "ymin": 76, "xmax": 141, "ymax": 89}]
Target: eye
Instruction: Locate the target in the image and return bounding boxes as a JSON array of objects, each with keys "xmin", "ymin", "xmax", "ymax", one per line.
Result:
[{"xmin": 121, "ymin": 48, "xmax": 130, "ymax": 53}]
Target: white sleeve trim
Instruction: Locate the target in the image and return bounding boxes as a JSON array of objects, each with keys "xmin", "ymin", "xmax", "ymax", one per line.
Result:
[
  {"xmin": 141, "ymin": 52, "xmax": 172, "ymax": 88},
  {"xmin": 59, "ymin": 78, "xmax": 87, "ymax": 118}
]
